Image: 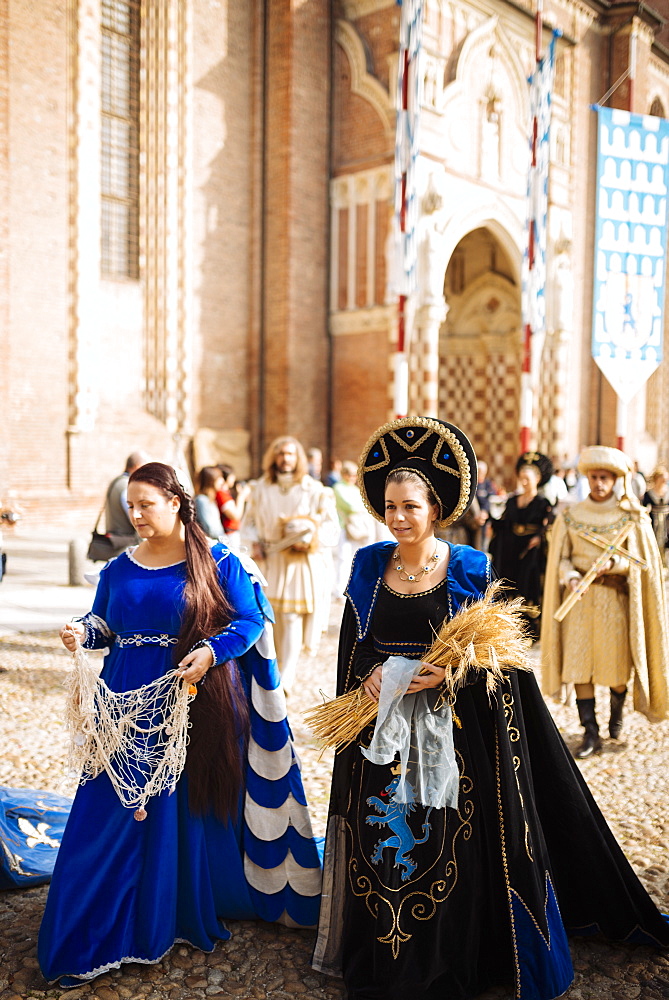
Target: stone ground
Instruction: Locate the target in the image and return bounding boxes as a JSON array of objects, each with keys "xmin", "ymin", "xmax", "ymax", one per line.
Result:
[{"xmin": 0, "ymin": 537, "xmax": 668, "ymax": 999}]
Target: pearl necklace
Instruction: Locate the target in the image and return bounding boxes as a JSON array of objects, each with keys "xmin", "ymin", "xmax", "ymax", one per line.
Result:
[{"xmin": 393, "ymin": 544, "xmax": 440, "ymax": 582}]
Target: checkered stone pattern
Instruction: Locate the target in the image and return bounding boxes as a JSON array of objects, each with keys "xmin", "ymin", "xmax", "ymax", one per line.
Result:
[
  {"xmin": 438, "ymin": 352, "xmax": 485, "ymax": 450},
  {"xmin": 438, "ymin": 348, "xmax": 519, "ymax": 489},
  {"xmin": 646, "ymin": 357, "xmax": 669, "ymax": 455},
  {"xmin": 485, "ymin": 351, "xmax": 521, "ymax": 490},
  {"xmin": 411, "ymin": 327, "xmax": 440, "ymax": 416},
  {"xmin": 535, "ymin": 333, "xmax": 566, "ymax": 460},
  {"xmin": 534, "ymin": 337, "xmax": 561, "ymax": 456}
]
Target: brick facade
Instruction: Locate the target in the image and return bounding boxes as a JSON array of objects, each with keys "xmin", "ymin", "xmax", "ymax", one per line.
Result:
[
  {"xmin": 3, "ymin": 0, "xmax": 669, "ymax": 530},
  {"xmin": 0, "ymin": 0, "xmax": 8, "ymax": 498}
]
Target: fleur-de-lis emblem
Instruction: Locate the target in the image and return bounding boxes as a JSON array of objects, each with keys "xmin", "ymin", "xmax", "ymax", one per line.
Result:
[{"xmin": 17, "ymin": 818, "xmax": 60, "ymax": 849}]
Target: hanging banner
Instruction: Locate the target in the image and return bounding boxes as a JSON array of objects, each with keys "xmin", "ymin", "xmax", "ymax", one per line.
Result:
[
  {"xmin": 390, "ymin": 0, "xmax": 423, "ymax": 298},
  {"xmin": 592, "ymin": 106, "xmax": 669, "ymax": 402},
  {"xmin": 521, "ymin": 33, "xmax": 556, "ymax": 348}
]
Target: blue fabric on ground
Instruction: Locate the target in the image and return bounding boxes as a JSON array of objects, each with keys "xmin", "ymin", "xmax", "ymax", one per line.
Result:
[{"xmin": 0, "ymin": 786, "xmax": 72, "ymax": 889}]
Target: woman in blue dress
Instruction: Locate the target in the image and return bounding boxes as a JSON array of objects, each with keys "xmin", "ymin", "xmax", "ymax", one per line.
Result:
[
  {"xmin": 313, "ymin": 418, "xmax": 669, "ymax": 1000},
  {"xmin": 39, "ymin": 462, "xmax": 321, "ymax": 988}
]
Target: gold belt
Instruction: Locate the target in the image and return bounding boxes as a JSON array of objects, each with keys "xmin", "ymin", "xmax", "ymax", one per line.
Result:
[{"xmin": 512, "ymin": 524, "xmax": 540, "ymax": 536}]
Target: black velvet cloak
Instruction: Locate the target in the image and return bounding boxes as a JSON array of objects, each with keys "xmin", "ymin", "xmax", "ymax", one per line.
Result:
[{"xmin": 312, "ymin": 541, "xmax": 669, "ymax": 1000}]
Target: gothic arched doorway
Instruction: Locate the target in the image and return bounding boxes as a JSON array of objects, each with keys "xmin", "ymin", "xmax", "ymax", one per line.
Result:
[{"xmin": 439, "ymin": 227, "xmax": 521, "ymax": 490}]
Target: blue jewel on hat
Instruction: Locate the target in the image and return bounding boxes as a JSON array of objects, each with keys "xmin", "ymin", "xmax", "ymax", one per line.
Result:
[
  {"xmin": 373, "ymin": 451, "xmax": 380, "ymax": 458},
  {"xmin": 406, "ymin": 429, "xmax": 414, "ymax": 438},
  {"xmin": 443, "ymin": 452, "xmax": 450, "ymax": 460}
]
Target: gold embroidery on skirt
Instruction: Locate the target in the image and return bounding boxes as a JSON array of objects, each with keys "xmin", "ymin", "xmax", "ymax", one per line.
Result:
[{"xmin": 346, "ymin": 750, "xmax": 474, "ymax": 959}]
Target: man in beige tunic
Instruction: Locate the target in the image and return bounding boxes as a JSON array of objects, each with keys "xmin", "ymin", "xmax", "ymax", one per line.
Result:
[
  {"xmin": 541, "ymin": 446, "xmax": 668, "ymax": 758},
  {"xmin": 241, "ymin": 436, "xmax": 339, "ymax": 694}
]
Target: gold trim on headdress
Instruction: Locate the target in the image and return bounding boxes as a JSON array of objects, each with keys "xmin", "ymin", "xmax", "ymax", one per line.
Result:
[
  {"xmin": 361, "ymin": 435, "xmax": 390, "ymax": 473},
  {"xmin": 388, "ymin": 429, "xmax": 432, "ymax": 453},
  {"xmin": 357, "ymin": 416, "xmax": 473, "ymax": 529}
]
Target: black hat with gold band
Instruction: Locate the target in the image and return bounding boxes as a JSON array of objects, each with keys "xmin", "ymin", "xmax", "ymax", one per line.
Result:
[
  {"xmin": 515, "ymin": 451, "xmax": 553, "ymax": 488},
  {"xmin": 358, "ymin": 417, "xmax": 477, "ymax": 528}
]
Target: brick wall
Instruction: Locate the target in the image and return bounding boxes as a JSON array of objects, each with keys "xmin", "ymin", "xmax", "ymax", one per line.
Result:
[
  {"xmin": 2, "ymin": 0, "xmax": 335, "ymax": 520},
  {"xmin": 332, "ymin": 44, "xmax": 390, "ymax": 173},
  {"xmin": 5, "ymin": 0, "xmax": 669, "ymax": 526},
  {"xmin": 330, "ymin": 9, "xmax": 395, "ymax": 459},
  {"xmin": 332, "ymin": 326, "xmax": 394, "ymax": 462},
  {"xmin": 190, "ymin": 1, "xmax": 254, "ymax": 439},
  {"xmin": 6, "ymin": 1, "xmax": 70, "ymax": 497},
  {"xmin": 353, "ymin": 6, "xmax": 399, "ymax": 94},
  {"xmin": 261, "ymin": 0, "xmax": 331, "ymax": 462},
  {"xmin": 0, "ymin": 1, "xmax": 8, "ymax": 496}
]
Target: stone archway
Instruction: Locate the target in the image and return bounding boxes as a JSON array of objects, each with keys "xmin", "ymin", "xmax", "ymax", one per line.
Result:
[{"xmin": 439, "ymin": 227, "xmax": 521, "ymax": 489}]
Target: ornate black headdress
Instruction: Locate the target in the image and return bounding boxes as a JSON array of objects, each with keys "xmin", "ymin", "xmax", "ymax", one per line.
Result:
[
  {"xmin": 358, "ymin": 417, "xmax": 477, "ymax": 528},
  {"xmin": 515, "ymin": 451, "xmax": 553, "ymax": 487}
]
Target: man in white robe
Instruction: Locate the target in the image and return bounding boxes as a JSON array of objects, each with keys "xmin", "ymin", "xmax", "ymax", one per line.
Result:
[{"xmin": 241, "ymin": 437, "xmax": 339, "ymax": 693}]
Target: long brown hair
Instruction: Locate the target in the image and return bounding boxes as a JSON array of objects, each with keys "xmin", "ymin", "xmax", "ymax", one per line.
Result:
[
  {"xmin": 128, "ymin": 462, "xmax": 250, "ymax": 820},
  {"xmin": 197, "ymin": 465, "xmax": 221, "ymax": 497},
  {"xmin": 262, "ymin": 436, "xmax": 309, "ymax": 482}
]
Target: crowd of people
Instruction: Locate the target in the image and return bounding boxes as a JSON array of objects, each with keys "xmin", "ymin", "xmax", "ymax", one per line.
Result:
[{"xmin": 1, "ymin": 423, "xmax": 668, "ymax": 1000}]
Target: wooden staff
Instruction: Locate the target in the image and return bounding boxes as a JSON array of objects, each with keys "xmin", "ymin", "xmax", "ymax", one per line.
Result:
[{"xmin": 554, "ymin": 520, "xmax": 634, "ymax": 623}]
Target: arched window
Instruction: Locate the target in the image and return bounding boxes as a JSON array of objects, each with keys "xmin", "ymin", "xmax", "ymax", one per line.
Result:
[{"xmin": 650, "ymin": 96, "xmax": 666, "ymax": 119}]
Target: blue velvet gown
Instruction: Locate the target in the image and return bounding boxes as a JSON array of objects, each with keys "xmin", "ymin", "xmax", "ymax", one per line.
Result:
[{"xmin": 38, "ymin": 543, "xmax": 322, "ymax": 987}]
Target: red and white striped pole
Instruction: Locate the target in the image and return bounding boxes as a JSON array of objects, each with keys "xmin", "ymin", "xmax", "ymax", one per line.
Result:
[{"xmin": 395, "ymin": 43, "xmax": 411, "ymax": 419}]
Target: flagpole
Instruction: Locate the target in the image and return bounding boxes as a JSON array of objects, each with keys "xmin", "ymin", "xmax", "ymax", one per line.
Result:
[{"xmin": 520, "ymin": 0, "xmax": 543, "ymax": 453}]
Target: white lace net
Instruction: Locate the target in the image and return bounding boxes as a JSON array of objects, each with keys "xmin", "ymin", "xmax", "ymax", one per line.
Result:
[{"xmin": 65, "ymin": 642, "xmax": 196, "ymax": 820}]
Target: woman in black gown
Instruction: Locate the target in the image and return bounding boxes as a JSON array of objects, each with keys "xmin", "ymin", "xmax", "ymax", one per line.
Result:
[
  {"xmin": 312, "ymin": 418, "xmax": 669, "ymax": 1000},
  {"xmin": 489, "ymin": 452, "xmax": 555, "ymax": 638},
  {"xmin": 642, "ymin": 464, "xmax": 669, "ymax": 561}
]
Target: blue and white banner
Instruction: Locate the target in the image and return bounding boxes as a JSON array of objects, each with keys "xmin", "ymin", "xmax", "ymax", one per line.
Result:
[
  {"xmin": 522, "ymin": 34, "xmax": 556, "ymax": 343},
  {"xmin": 592, "ymin": 106, "xmax": 669, "ymax": 401},
  {"xmin": 390, "ymin": 0, "xmax": 424, "ymax": 297}
]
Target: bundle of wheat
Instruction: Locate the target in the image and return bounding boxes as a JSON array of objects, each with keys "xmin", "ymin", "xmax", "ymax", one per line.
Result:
[{"xmin": 304, "ymin": 581, "xmax": 533, "ymax": 752}]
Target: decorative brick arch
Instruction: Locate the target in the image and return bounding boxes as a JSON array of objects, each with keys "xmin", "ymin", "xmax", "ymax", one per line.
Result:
[
  {"xmin": 437, "ymin": 221, "xmax": 523, "ymax": 488},
  {"xmin": 335, "ymin": 20, "xmax": 395, "ymax": 143},
  {"xmin": 438, "ymin": 16, "xmax": 531, "ymax": 192},
  {"xmin": 422, "ymin": 199, "xmax": 524, "ymax": 303},
  {"xmin": 442, "ymin": 15, "xmax": 530, "ymax": 134},
  {"xmin": 650, "ymin": 95, "xmax": 666, "ymax": 118}
]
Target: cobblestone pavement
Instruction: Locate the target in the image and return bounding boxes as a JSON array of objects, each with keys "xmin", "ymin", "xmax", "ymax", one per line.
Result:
[{"xmin": 1, "ymin": 595, "xmax": 669, "ymax": 999}]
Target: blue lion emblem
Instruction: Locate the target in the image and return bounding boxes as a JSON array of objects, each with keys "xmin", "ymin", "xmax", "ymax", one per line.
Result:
[{"xmin": 366, "ymin": 775, "xmax": 432, "ymax": 881}]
